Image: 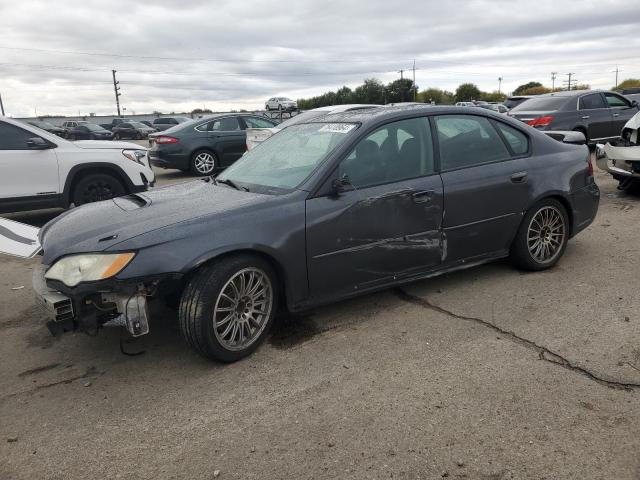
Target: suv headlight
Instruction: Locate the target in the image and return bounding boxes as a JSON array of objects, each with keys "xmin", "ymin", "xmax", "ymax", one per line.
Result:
[
  {"xmin": 122, "ymin": 149, "xmax": 147, "ymax": 165},
  {"xmin": 45, "ymin": 253, "xmax": 136, "ymax": 287}
]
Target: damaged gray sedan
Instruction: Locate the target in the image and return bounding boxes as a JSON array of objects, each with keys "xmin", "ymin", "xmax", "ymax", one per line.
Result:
[{"xmin": 33, "ymin": 105, "xmax": 599, "ymax": 362}]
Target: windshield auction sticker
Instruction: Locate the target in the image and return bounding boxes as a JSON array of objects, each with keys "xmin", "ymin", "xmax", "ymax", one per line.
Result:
[
  {"xmin": 0, "ymin": 218, "xmax": 41, "ymax": 258},
  {"xmin": 319, "ymin": 123, "xmax": 356, "ymax": 134}
]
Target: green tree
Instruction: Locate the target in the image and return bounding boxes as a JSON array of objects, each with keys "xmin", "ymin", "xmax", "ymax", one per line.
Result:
[
  {"xmin": 480, "ymin": 91, "xmax": 507, "ymax": 102},
  {"xmin": 519, "ymin": 86, "xmax": 550, "ymax": 96},
  {"xmin": 385, "ymin": 78, "xmax": 416, "ymax": 103},
  {"xmin": 455, "ymin": 83, "xmax": 481, "ymax": 102},
  {"xmin": 353, "ymin": 78, "xmax": 385, "ymax": 104},
  {"xmin": 615, "ymin": 78, "xmax": 640, "ymax": 90},
  {"xmin": 513, "ymin": 82, "xmax": 543, "ymax": 95},
  {"xmin": 191, "ymin": 108, "xmax": 212, "ymax": 115},
  {"xmin": 417, "ymin": 88, "xmax": 454, "ymax": 105}
]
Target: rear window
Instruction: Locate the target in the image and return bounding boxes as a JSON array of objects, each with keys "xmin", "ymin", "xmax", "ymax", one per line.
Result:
[{"xmin": 512, "ymin": 96, "xmax": 569, "ymax": 111}]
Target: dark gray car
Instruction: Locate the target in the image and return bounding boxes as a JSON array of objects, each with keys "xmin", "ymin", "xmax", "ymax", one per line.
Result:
[
  {"xmin": 35, "ymin": 105, "xmax": 599, "ymax": 362},
  {"xmin": 509, "ymin": 90, "xmax": 639, "ymax": 144},
  {"xmin": 151, "ymin": 116, "xmax": 190, "ymax": 132},
  {"xmin": 148, "ymin": 114, "xmax": 277, "ymax": 175}
]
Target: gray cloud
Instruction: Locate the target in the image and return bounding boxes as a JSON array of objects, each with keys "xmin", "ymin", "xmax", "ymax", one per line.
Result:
[{"xmin": 1, "ymin": 0, "xmax": 639, "ymax": 116}]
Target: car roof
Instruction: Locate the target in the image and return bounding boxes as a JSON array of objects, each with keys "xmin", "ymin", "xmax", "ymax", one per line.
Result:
[
  {"xmin": 310, "ymin": 104, "xmax": 488, "ymax": 126},
  {"xmin": 533, "ymin": 89, "xmax": 608, "ymax": 98}
]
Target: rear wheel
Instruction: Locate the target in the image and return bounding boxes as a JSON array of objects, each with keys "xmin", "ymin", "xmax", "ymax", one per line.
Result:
[
  {"xmin": 190, "ymin": 149, "xmax": 217, "ymax": 175},
  {"xmin": 510, "ymin": 198, "xmax": 569, "ymax": 271},
  {"xmin": 135, "ymin": 132, "xmax": 142, "ymax": 140},
  {"xmin": 179, "ymin": 255, "xmax": 278, "ymax": 362},
  {"xmin": 72, "ymin": 173, "xmax": 126, "ymax": 206},
  {"xmin": 114, "ymin": 133, "xmax": 121, "ymax": 140}
]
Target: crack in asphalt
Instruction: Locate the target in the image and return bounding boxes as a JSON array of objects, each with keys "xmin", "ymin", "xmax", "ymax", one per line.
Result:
[
  {"xmin": 1, "ymin": 367, "xmax": 102, "ymax": 402},
  {"xmin": 394, "ymin": 288, "xmax": 640, "ymax": 391}
]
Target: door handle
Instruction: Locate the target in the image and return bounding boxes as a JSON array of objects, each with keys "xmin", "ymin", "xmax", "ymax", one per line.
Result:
[
  {"xmin": 511, "ymin": 171, "xmax": 528, "ymax": 183},
  {"xmin": 581, "ymin": 115, "xmax": 590, "ymax": 119},
  {"xmin": 613, "ymin": 113, "xmax": 620, "ymax": 117},
  {"xmin": 412, "ymin": 190, "xmax": 434, "ymax": 203}
]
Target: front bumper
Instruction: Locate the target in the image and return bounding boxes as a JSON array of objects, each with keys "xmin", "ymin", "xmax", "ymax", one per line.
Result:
[
  {"xmin": 32, "ymin": 264, "xmax": 150, "ymax": 337},
  {"xmin": 595, "ymin": 143, "xmax": 640, "ymax": 179}
]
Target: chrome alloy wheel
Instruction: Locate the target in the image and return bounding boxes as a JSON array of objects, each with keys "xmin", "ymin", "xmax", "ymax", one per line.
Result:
[
  {"xmin": 194, "ymin": 152, "xmax": 215, "ymax": 174},
  {"xmin": 213, "ymin": 268, "xmax": 273, "ymax": 351},
  {"xmin": 527, "ymin": 206, "xmax": 565, "ymax": 263}
]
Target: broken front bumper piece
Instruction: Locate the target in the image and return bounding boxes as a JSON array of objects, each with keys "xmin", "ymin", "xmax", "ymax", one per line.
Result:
[
  {"xmin": 595, "ymin": 143, "xmax": 640, "ymax": 180},
  {"xmin": 32, "ymin": 265, "xmax": 150, "ymax": 337}
]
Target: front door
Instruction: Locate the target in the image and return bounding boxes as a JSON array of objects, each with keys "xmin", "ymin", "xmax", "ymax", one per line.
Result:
[
  {"xmin": 604, "ymin": 92, "xmax": 639, "ymax": 136},
  {"xmin": 434, "ymin": 114, "xmax": 531, "ymax": 263},
  {"xmin": 208, "ymin": 116, "xmax": 246, "ymax": 166},
  {"xmin": 306, "ymin": 116, "xmax": 443, "ymax": 300},
  {"xmin": 0, "ymin": 121, "xmax": 59, "ymax": 199}
]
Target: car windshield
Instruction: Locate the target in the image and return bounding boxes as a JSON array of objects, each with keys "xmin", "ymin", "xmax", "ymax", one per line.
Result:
[
  {"xmin": 30, "ymin": 121, "xmax": 55, "ymax": 129},
  {"xmin": 217, "ymin": 122, "xmax": 358, "ymax": 194},
  {"xmin": 130, "ymin": 122, "xmax": 147, "ymax": 128},
  {"xmin": 86, "ymin": 124, "xmax": 105, "ymax": 131},
  {"xmin": 512, "ymin": 96, "xmax": 570, "ymax": 111}
]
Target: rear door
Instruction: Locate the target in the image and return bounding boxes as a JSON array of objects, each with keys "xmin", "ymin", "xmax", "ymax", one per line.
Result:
[
  {"xmin": 306, "ymin": 116, "xmax": 444, "ymax": 300},
  {"xmin": 578, "ymin": 93, "xmax": 612, "ymax": 141},
  {"xmin": 435, "ymin": 114, "xmax": 531, "ymax": 263},
  {"xmin": 604, "ymin": 92, "xmax": 639, "ymax": 135},
  {"xmin": 208, "ymin": 116, "xmax": 245, "ymax": 166},
  {"xmin": 0, "ymin": 121, "xmax": 60, "ymax": 199}
]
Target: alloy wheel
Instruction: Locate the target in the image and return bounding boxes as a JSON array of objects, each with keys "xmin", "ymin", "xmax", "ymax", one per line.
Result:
[
  {"xmin": 80, "ymin": 180, "xmax": 119, "ymax": 203},
  {"xmin": 213, "ymin": 267, "xmax": 273, "ymax": 351},
  {"xmin": 194, "ymin": 152, "xmax": 215, "ymax": 174},
  {"xmin": 527, "ymin": 206, "xmax": 565, "ymax": 263}
]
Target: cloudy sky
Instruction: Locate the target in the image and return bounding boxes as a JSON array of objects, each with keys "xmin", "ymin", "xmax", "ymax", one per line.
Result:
[{"xmin": 1, "ymin": 0, "xmax": 639, "ymax": 117}]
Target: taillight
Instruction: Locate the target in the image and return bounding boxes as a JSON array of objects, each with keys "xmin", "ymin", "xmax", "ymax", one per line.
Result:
[
  {"xmin": 587, "ymin": 155, "xmax": 594, "ymax": 177},
  {"xmin": 527, "ymin": 115, "xmax": 554, "ymax": 127},
  {"xmin": 154, "ymin": 136, "xmax": 179, "ymax": 144}
]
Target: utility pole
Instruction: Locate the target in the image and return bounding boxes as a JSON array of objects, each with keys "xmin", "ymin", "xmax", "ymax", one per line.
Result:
[
  {"xmin": 551, "ymin": 72, "xmax": 557, "ymax": 91},
  {"xmin": 564, "ymin": 73, "xmax": 576, "ymax": 91},
  {"xmin": 498, "ymin": 77, "xmax": 503, "ymax": 94},
  {"xmin": 613, "ymin": 66, "xmax": 620, "ymax": 88},
  {"xmin": 399, "ymin": 69, "xmax": 405, "ymax": 102},
  {"xmin": 112, "ymin": 69, "xmax": 122, "ymax": 117},
  {"xmin": 412, "ymin": 60, "xmax": 416, "ymax": 102},
  {"xmin": 0, "ymin": 92, "xmax": 5, "ymax": 116}
]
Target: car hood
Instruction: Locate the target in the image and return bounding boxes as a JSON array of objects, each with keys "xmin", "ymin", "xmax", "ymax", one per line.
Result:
[
  {"xmin": 40, "ymin": 180, "xmax": 267, "ymax": 264},
  {"xmin": 73, "ymin": 140, "xmax": 144, "ymax": 149},
  {"xmin": 623, "ymin": 111, "xmax": 640, "ymax": 131}
]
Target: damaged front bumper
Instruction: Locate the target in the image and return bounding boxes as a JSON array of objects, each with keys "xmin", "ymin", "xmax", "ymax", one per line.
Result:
[
  {"xmin": 595, "ymin": 142, "xmax": 640, "ymax": 180},
  {"xmin": 32, "ymin": 264, "xmax": 152, "ymax": 337}
]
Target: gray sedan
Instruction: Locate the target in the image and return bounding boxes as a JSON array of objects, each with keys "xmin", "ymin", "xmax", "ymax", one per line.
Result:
[
  {"xmin": 509, "ymin": 90, "xmax": 639, "ymax": 144},
  {"xmin": 35, "ymin": 105, "xmax": 599, "ymax": 362}
]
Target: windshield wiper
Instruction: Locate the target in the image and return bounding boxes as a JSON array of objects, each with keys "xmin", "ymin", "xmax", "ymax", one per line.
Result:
[{"xmin": 216, "ymin": 178, "xmax": 249, "ymax": 192}]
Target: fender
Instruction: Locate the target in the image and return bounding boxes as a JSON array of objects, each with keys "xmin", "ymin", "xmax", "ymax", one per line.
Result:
[{"xmin": 62, "ymin": 162, "xmax": 141, "ymax": 206}]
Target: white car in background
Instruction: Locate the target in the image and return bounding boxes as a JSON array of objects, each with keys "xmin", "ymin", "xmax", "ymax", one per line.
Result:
[
  {"xmin": 246, "ymin": 104, "xmax": 379, "ymax": 150},
  {"xmin": 596, "ymin": 110, "xmax": 640, "ymax": 190},
  {"xmin": 0, "ymin": 116, "xmax": 154, "ymax": 213},
  {"xmin": 265, "ymin": 97, "xmax": 298, "ymax": 111}
]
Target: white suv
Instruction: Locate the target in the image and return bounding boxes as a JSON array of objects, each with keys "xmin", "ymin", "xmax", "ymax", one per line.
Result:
[
  {"xmin": 265, "ymin": 97, "xmax": 298, "ymax": 111},
  {"xmin": 0, "ymin": 117, "xmax": 155, "ymax": 214}
]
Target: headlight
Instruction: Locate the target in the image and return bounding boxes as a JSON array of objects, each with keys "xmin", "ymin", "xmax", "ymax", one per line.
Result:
[
  {"xmin": 122, "ymin": 149, "xmax": 147, "ymax": 165},
  {"xmin": 45, "ymin": 253, "xmax": 136, "ymax": 287}
]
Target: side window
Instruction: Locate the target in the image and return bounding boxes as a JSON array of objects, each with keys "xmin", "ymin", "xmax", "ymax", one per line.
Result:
[
  {"xmin": 494, "ymin": 122, "xmax": 529, "ymax": 155},
  {"xmin": 338, "ymin": 117, "xmax": 433, "ymax": 188},
  {"xmin": 211, "ymin": 117, "xmax": 240, "ymax": 131},
  {"xmin": 579, "ymin": 93, "xmax": 606, "ymax": 110},
  {"xmin": 244, "ymin": 117, "xmax": 276, "ymax": 128},
  {"xmin": 0, "ymin": 121, "xmax": 38, "ymax": 150},
  {"xmin": 604, "ymin": 92, "xmax": 630, "ymax": 108},
  {"xmin": 120, "ymin": 123, "xmax": 131, "ymax": 128},
  {"xmin": 435, "ymin": 115, "xmax": 510, "ymax": 170}
]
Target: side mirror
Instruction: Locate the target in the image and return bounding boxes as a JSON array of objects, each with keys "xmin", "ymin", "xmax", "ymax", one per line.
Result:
[
  {"xmin": 331, "ymin": 173, "xmax": 352, "ymax": 194},
  {"xmin": 631, "ymin": 100, "xmax": 639, "ymax": 108},
  {"xmin": 26, "ymin": 137, "xmax": 53, "ymax": 150}
]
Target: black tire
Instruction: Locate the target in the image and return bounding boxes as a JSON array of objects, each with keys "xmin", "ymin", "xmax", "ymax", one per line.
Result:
[
  {"xmin": 72, "ymin": 173, "xmax": 126, "ymax": 206},
  {"xmin": 510, "ymin": 198, "xmax": 569, "ymax": 271},
  {"xmin": 114, "ymin": 133, "xmax": 121, "ymax": 140},
  {"xmin": 179, "ymin": 255, "xmax": 278, "ymax": 362},
  {"xmin": 135, "ymin": 132, "xmax": 142, "ymax": 140},
  {"xmin": 190, "ymin": 149, "xmax": 217, "ymax": 176}
]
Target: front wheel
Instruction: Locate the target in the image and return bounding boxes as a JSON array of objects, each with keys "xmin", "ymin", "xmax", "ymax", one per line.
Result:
[
  {"xmin": 114, "ymin": 133, "xmax": 121, "ymax": 140},
  {"xmin": 179, "ymin": 255, "xmax": 278, "ymax": 362},
  {"xmin": 510, "ymin": 199, "xmax": 569, "ymax": 271},
  {"xmin": 72, "ymin": 173, "xmax": 126, "ymax": 206}
]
